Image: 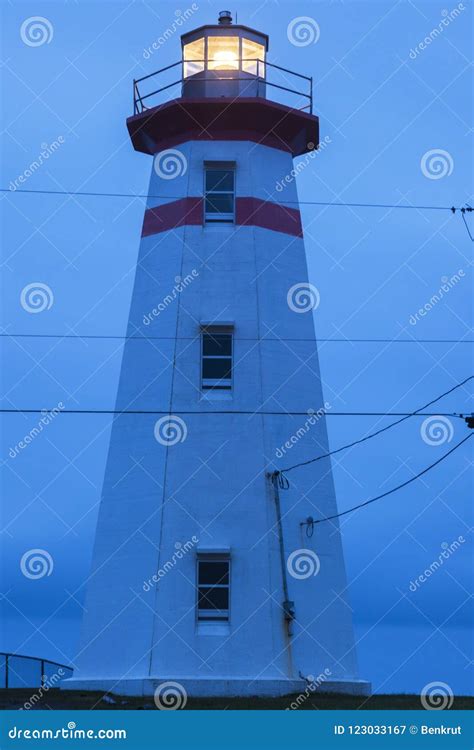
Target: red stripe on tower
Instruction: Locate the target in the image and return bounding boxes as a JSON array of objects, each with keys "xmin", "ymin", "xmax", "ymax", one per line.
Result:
[
  {"xmin": 141, "ymin": 198, "xmax": 303, "ymax": 238},
  {"xmin": 141, "ymin": 198, "xmax": 203, "ymax": 237},
  {"xmin": 236, "ymin": 198, "xmax": 303, "ymax": 237}
]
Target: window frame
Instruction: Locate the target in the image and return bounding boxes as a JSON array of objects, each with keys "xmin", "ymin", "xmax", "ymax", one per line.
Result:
[
  {"xmin": 182, "ymin": 34, "xmax": 266, "ymax": 78},
  {"xmin": 201, "ymin": 327, "xmax": 233, "ymax": 391},
  {"xmin": 183, "ymin": 37, "xmax": 205, "ymax": 78},
  {"xmin": 204, "ymin": 162, "xmax": 236, "ymax": 224},
  {"xmin": 207, "ymin": 35, "xmax": 240, "ymax": 72},
  {"xmin": 196, "ymin": 554, "xmax": 231, "ymax": 623},
  {"xmin": 241, "ymin": 37, "xmax": 266, "ymax": 76}
]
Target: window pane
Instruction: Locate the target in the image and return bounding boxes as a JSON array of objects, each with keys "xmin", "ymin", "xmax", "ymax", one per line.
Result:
[
  {"xmin": 242, "ymin": 39, "xmax": 265, "ymax": 75},
  {"xmin": 199, "ymin": 561, "xmax": 229, "ymax": 585},
  {"xmin": 198, "ymin": 587, "xmax": 229, "ymax": 610},
  {"xmin": 205, "ymin": 169, "xmax": 234, "ymax": 191},
  {"xmin": 205, "ymin": 195, "xmax": 234, "ymax": 215},
  {"xmin": 203, "ymin": 333, "xmax": 232, "ymax": 356},
  {"xmin": 183, "ymin": 38, "xmax": 205, "ymax": 77},
  {"xmin": 202, "ymin": 358, "xmax": 232, "ymax": 380},
  {"xmin": 207, "ymin": 36, "xmax": 239, "ymax": 70}
]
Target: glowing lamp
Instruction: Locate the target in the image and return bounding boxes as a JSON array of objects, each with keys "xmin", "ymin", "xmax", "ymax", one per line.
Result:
[
  {"xmin": 181, "ymin": 13, "xmax": 267, "ymax": 82},
  {"xmin": 212, "ymin": 49, "xmax": 239, "ymax": 71}
]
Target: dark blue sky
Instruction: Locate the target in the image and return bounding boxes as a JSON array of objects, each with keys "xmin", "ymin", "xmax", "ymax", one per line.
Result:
[{"xmin": 1, "ymin": 0, "xmax": 472, "ymax": 695}]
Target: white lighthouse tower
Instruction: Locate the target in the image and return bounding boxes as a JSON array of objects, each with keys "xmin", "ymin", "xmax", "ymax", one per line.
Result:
[{"xmin": 64, "ymin": 12, "xmax": 369, "ymax": 698}]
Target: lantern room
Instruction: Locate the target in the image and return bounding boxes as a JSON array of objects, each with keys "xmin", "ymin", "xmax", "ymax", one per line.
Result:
[
  {"xmin": 127, "ymin": 10, "xmax": 318, "ymax": 158},
  {"xmin": 181, "ymin": 11, "xmax": 268, "ymax": 98}
]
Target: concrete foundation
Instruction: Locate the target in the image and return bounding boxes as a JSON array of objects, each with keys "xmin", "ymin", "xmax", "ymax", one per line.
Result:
[{"xmin": 61, "ymin": 676, "xmax": 371, "ymax": 698}]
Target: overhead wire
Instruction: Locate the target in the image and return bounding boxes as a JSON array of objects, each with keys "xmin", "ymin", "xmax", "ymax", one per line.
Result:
[
  {"xmin": 280, "ymin": 375, "xmax": 474, "ymax": 474},
  {"xmin": 0, "ymin": 408, "xmax": 467, "ymax": 417},
  {"xmin": 0, "ymin": 333, "xmax": 472, "ymax": 344},
  {"xmin": 460, "ymin": 207, "xmax": 474, "ymax": 242},
  {"xmin": 0, "ymin": 186, "xmax": 467, "ymax": 213},
  {"xmin": 310, "ymin": 433, "xmax": 473, "ymax": 525}
]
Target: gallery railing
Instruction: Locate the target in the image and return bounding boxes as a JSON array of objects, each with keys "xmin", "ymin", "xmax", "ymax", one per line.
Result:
[
  {"xmin": 0, "ymin": 652, "xmax": 73, "ymax": 689},
  {"xmin": 133, "ymin": 58, "xmax": 313, "ymax": 115}
]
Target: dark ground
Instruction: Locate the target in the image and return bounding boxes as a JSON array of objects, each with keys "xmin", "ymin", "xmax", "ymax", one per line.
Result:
[{"xmin": 1, "ymin": 689, "xmax": 473, "ymax": 710}]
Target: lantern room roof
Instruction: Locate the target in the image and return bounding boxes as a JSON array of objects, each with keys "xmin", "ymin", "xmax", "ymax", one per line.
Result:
[
  {"xmin": 181, "ymin": 24, "xmax": 269, "ymax": 50},
  {"xmin": 127, "ymin": 97, "xmax": 318, "ymax": 157}
]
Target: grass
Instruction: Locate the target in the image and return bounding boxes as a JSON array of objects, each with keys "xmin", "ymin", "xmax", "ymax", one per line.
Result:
[{"xmin": 1, "ymin": 689, "xmax": 473, "ymax": 710}]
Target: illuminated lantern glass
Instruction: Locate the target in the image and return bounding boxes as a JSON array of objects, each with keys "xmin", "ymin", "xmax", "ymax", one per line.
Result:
[
  {"xmin": 207, "ymin": 36, "xmax": 239, "ymax": 70},
  {"xmin": 183, "ymin": 37, "xmax": 205, "ymax": 77},
  {"xmin": 242, "ymin": 38, "xmax": 265, "ymax": 75},
  {"xmin": 182, "ymin": 31, "xmax": 266, "ymax": 79}
]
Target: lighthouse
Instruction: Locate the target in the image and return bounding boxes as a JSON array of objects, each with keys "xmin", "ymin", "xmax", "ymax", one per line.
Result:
[{"xmin": 63, "ymin": 12, "xmax": 369, "ymax": 698}]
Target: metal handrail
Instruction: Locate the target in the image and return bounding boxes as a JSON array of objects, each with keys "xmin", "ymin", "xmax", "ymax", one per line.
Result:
[
  {"xmin": 135, "ymin": 59, "xmax": 184, "ymax": 84},
  {"xmin": 134, "ymin": 58, "xmax": 312, "ymax": 85},
  {"xmin": 0, "ymin": 651, "xmax": 73, "ymax": 689},
  {"xmin": 133, "ymin": 58, "xmax": 313, "ymax": 115},
  {"xmin": 256, "ymin": 59, "xmax": 312, "ymax": 82}
]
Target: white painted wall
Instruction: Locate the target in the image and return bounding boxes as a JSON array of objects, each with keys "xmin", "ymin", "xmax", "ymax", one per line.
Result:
[{"xmin": 65, "ymin": 141, "xmax": 364, "ymax": 696}]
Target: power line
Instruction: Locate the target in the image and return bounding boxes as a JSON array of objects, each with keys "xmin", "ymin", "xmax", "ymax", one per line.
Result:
[
  {"xmin": 310, "ymin": 433, "xmax": 473, "ymax": 525},
  {"xmin": 0, "ymin": 408, "xmax": 465, "ymax": 417},
  {"xmin": 0, "ymin": 186, "xmax": 465, "ymax": 212},
  {"xmin": 1, "ymin": 333, "xmax": 472, "ymax": 344},
  {"xmin": 461, "ymin": 208, "xmax": 474, "ymax": 242},
  {"xmin": 280, "ymin": 376, "xmax": 474, "ymax": 473},
  {"xmin": 299, "ymin": 201, "xmax": 458, "ymax": 211}
]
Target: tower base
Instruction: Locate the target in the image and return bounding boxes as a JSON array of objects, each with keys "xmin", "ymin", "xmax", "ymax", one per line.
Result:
[{"xmin": 61, "ymin": 676, "xmax": 371, "ymax": 698}]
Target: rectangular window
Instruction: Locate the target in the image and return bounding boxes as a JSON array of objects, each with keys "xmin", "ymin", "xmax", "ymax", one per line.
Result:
[
  {"xmin": 242, "ymin": 38, "xmax": 265, "ymax": 76},
  {"xmin": 197, "ymin": 555, "xmax": 230, "ymax": 621},
  {"xmin": 204, "ymin": 163, "xmax": 235, "ymax": 223},
  {"xmin": 183, "ymin": 38, "xmax": 205, "ymax": 78},
  {"xmin": 201, "ymin": 330, "xmax": 232, "ymax": 390},
  {"xmin": 207, "ymin": 36, "xmax": 239, "ymax": 71}
]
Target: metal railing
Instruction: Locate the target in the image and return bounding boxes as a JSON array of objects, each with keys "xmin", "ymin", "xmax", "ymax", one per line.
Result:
[
  {"xmin": 0, "ymin": 652, "xmax": 73, "ymax": 689},
  {"xmin": 133, "ymin": 58, "xmax": 313, "ymax": 115}
]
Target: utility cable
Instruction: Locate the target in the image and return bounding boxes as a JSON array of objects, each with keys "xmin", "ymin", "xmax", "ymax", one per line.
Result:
[
  {"xmin": 280, "ymin": 375, "xmax": 474, "ymax": 474},
  {"xmin": 460, "ymin": 207, "xmax": 474, "ymax": 242},
  {"xmin": 0, "ymin": 408, "xmax": 466, "ymax": 416},
  {"xmin": 0, "ymin": 186, "xmax": 466, "ymax": 212},
  {"xmin": 311, "ymin": 433, "xmax": 473, "ymax": 525},
  {"xmin": 1, "ymin": 333, "xmax": 472, "ymax": 344}
]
